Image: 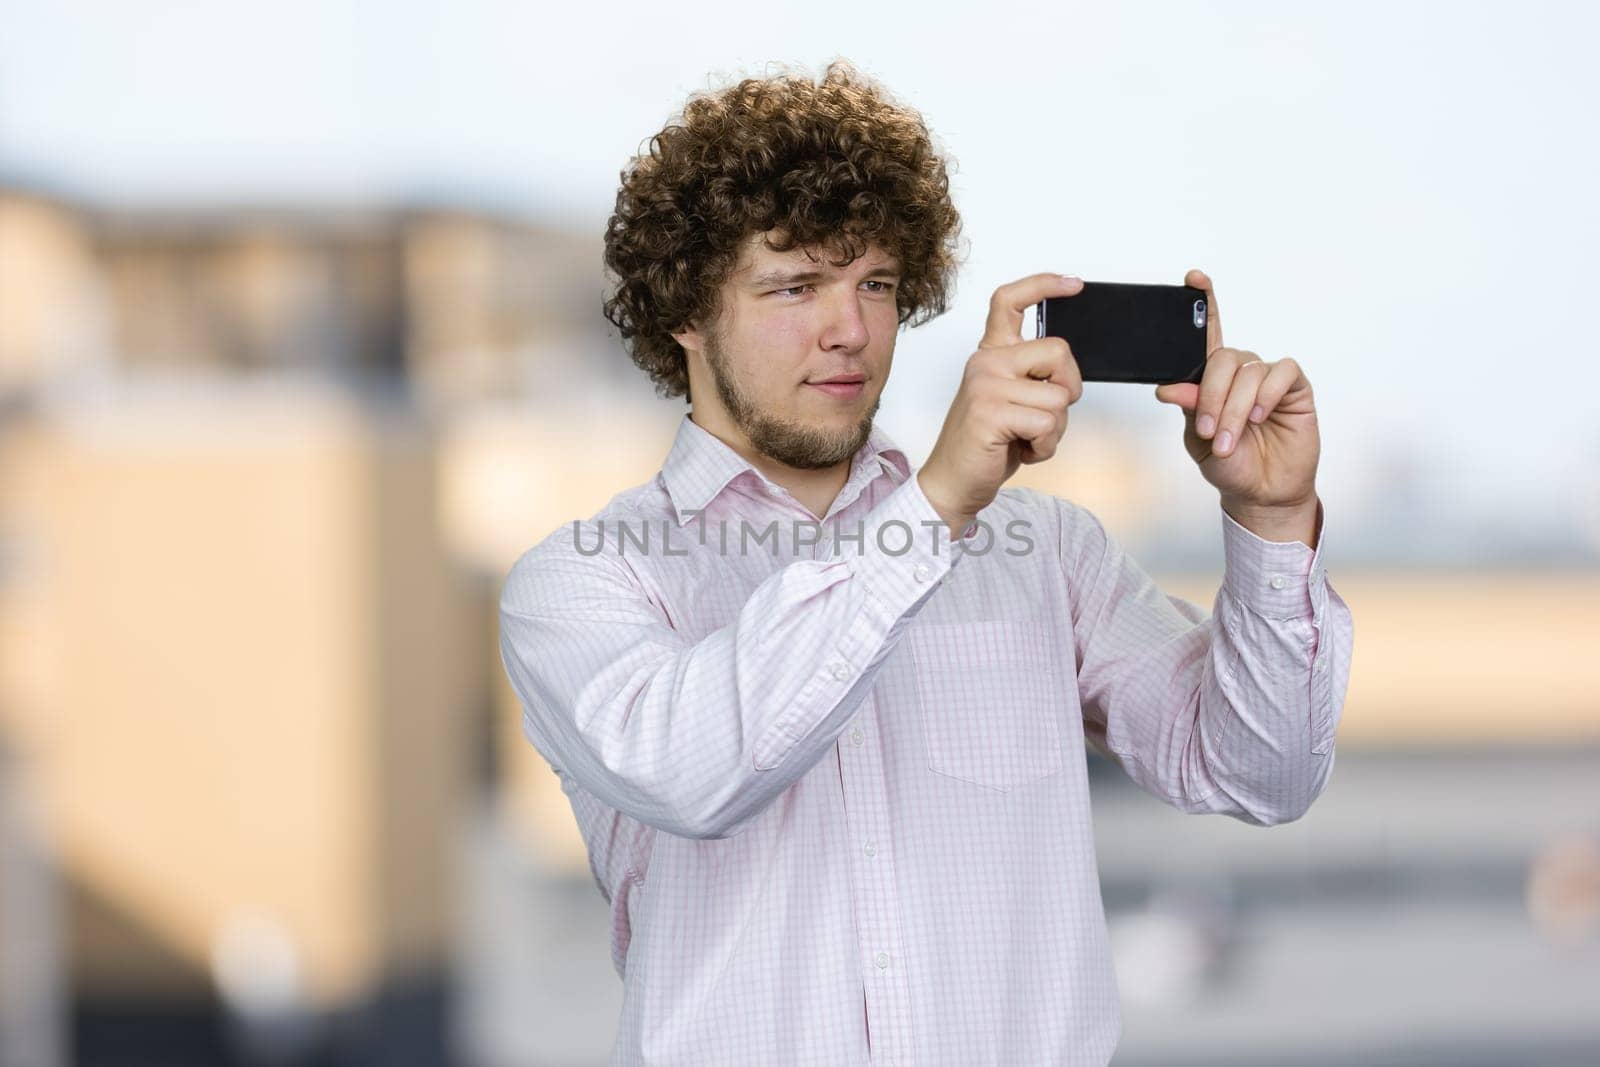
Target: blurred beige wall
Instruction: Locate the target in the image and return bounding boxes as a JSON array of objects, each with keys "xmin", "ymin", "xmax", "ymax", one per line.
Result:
[
  {"xmin": 0, "ymin": 382, "xmax": 484, "ymax": 1008},
  {"xmin": 1160, "ymin": 570, "xmax": 1600, "ymax": 745}
]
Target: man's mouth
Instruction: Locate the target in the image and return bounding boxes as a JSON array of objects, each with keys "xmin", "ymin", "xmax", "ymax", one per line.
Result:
[{"xmin": 807, "ymin": 378, "xmax": 865, "ymax": 398}]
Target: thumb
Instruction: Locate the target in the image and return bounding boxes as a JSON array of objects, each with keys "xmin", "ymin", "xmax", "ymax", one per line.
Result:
[{"xmin": 1154, "ymin": 382, "xmax": 1199, "ymax": 410}]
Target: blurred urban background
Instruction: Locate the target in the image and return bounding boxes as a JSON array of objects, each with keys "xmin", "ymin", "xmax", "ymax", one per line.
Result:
[{"xmin": 2, "ymin": 3, "xmax": 1599, "ymax": 1066}]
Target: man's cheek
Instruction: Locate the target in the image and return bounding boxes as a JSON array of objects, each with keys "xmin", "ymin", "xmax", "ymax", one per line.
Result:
[{"xmin": 759, "ymin": 315, "xmax": 812, "ymax": 354}]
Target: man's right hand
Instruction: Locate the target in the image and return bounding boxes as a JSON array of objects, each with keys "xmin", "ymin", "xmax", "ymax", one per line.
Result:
[{"xmin": 918, "ymin": 273, "xmax": 1085, "ymax": 539}]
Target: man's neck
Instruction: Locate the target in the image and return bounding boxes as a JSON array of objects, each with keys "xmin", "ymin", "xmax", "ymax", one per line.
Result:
[{"xmin": 690, "ymin": 410, "xmax": 852, "ymax": 521}]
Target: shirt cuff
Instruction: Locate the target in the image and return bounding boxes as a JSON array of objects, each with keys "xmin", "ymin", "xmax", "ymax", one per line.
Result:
[
  {"xmin": 826, "ymin": 467, "xmax": 966, "ymax": 631},
  {"xmin": 1220, "ymin": 498, "xmax": 1329, "ymax": 620}
]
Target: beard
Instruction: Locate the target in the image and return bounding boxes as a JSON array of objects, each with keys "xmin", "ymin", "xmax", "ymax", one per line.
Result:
[{"xmin": 702, "ymin": 326, "xmax": 879, "ymax": 471}]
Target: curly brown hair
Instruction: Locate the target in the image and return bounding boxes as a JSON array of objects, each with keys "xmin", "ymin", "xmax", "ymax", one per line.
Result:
[{"xmin": 601, "ymin": 58, "xmax": 966, "ymax": 402}]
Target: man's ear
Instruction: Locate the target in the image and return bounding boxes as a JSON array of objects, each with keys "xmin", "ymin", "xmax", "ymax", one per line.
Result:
[{"xmin": 671, "ymin": 321, "xmax": 703, "ymax": 356}]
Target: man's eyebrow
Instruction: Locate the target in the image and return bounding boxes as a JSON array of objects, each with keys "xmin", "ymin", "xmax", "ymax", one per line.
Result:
[{"xmin": 744, "ymin": 263, "xmax": 904, "ymax": 289}]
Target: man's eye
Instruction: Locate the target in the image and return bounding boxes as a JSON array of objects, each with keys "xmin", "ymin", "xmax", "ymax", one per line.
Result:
[{"xmin": 771, "ymin": 281, "xmax": 895, "ymax": 297}]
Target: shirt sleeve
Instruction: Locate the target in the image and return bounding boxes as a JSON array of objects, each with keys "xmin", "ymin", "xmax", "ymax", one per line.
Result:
[
  {"xmin": 498, "ymin": 470, "xmax": 966, "ymax": 841},
  {"xmin": 1060, "ymin": 495, "xmax": 1354, "ymax": 826}
]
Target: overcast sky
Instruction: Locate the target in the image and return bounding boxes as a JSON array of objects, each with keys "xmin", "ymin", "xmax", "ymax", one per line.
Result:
[{"xmin": 3, "ymin": 1, "xmax": 1597, "ymax": 549}]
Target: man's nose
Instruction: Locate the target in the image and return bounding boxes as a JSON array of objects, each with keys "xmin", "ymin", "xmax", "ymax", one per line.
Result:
[{"xmin": 819, "ymin": 288, "xmax": 870, "ymax": 350}]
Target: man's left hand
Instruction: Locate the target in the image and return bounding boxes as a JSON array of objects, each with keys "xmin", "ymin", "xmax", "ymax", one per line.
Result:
[{"xmin": 1153, "ymin": 268, "xmax": 1320, "ymax": 516}]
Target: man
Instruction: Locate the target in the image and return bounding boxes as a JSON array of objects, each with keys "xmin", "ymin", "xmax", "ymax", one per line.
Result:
[{"xmin": 499, "ymin": 59, "xmax": 1353, "ymax": 1066}]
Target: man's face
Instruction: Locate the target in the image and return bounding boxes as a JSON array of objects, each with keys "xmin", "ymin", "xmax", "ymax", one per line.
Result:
[{"xmin": 679, "ymin": 230, "xmax": 902, "ymax": 471}]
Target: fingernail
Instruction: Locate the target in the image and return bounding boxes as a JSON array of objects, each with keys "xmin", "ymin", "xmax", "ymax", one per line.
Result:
[
  {"xmin": 1060, "ymin": 274, "xmax": 1081, "ymax": 284},
  {"xmin": 1216, "ymin": 430, "xmax": 1232, "ymax": 453},
  {"xmin": 1250, "ymin": 404, "xmax": 1265, "ymax": 422},
  {"xmin": 1197, "ymin": 413, "xmax": 1215, "ymax": 436}
]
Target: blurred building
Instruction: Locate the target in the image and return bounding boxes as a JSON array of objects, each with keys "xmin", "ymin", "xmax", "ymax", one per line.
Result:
[
  {"xmin": 0, "ymin": 184, "xmax": 656, "ymax": 1064},
  {"xmin": 2, "ymin": 181, "xmax": 1598, "ymax": 1067},
  {"xmin": 3, "ymin": 185, "xmax": 640, "ymax": 392}
]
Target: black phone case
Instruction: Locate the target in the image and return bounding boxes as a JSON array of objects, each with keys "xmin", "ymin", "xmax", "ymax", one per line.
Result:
[{"xmin": 1036, "ymin": 282, "xmax": 1209, "ymax": 385}]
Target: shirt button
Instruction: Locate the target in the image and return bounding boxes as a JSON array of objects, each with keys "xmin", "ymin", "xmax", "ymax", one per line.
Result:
[
  {"xmin": 874, "ymin": 952, "xmax": 890, "ymax": 970},
  {"xmin": 849, "ymin": 727, "xmax": 864, "ymax": 746},
  {"xmin": 913, "ymin": 563, "xmax": 933, "ymax": 584},
  {"xmin": 1270, "ymin": 575, "xmax": 1288, "ymax": 590},
  {"xmin": 863, "ymin": 841, "xmax": 877, "ymax": 858},
  {"xmin": 1315, "ymin": 653, "xmax": 1328, "ymax": 672},
  {"xmin": 831, "ymin": 662, "xmax": 854, "ymax": 681}
]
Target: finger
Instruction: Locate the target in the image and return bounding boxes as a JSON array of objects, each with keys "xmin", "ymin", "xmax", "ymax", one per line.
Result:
[
  {"xmin": 1015, "ymin": 428, "xmax": 1066, "ymax": 463},
  {"xmin": 1185, "ymin": 268, "xmax": 1222, "ymax": 354},
  {"xmin": 1017, "ymin": 337, "xmax": 1081, "ymax": 399},
  {"xmin": 1247, "ymin": 359, "xmax": 1307, "ymax": 422},
  {"xmin": 1007, "ymin": 402, "xmax": 1068, "ymax": 463},
  {"xmin": 1212, "ymin": 360, "xmax": 1270, "ymax": 456},
  {"xmin": 1194, "ymin": 348, "xmax": 1259, "ymax": 439},
  {"xmin": 1006, "ymin": 337, "xmax": 1083, "ymax": 399},
  {"xmin": 1154, "ymin": 381, "xmax": 1199, "ymax": 409},
  {"xmin": 1001, "ymin": 400, "xmax": 1060, "ymax": 452},
  {"xmin": 992, "ymin": 376, "xmax": 1075, "ymax": 416},
  {"xmin": 982, "ymin": 273, "xmax": 1083, "ymax": 349}
]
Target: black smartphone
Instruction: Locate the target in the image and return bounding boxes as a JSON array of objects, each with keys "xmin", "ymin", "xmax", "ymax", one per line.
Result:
[{"xmin": 1036, "ymin": 282, "xmax": 1209, "ymax": 385}]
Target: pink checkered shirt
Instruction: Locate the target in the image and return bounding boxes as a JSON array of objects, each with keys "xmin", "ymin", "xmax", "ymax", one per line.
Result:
[{"xmin": 498, "ymin": 411, "xmax": 1354, "ymax": 1065}]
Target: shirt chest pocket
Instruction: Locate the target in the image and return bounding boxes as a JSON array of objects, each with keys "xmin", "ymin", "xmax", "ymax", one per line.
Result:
[{"xmin": 905, "ymin": 618, "xmax": 1067, "ymax": 793}]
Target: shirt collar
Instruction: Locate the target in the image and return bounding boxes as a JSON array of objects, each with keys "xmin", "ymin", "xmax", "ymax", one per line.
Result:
[{"xmin": 660, "ymin": 411, "xmax": 911, "ymax": 526}]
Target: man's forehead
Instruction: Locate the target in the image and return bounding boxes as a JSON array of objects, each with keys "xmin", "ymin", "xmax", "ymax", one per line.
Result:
[{"xmin": 734, "ymin": 231, "xmax": 899, "ymax": 275}]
